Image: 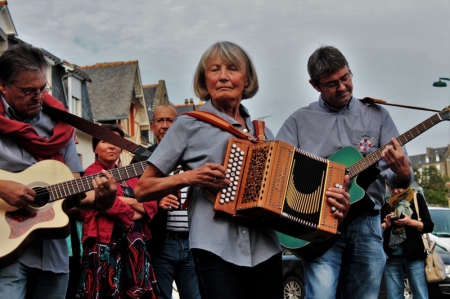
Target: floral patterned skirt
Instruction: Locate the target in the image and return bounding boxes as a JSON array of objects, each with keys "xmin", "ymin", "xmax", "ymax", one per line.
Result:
[{"xmin": 76, "ymin": 220, "xmax": 159, "ymax": 299}]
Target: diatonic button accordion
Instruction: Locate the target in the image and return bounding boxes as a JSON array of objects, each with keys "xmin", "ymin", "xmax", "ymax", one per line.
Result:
[{"xmin": 214, "ymin": 138, "xmax": 347, "ymax": 243}]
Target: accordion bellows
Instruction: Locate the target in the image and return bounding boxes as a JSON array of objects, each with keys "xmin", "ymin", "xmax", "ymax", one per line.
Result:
[{"xmin": 215, "ymin": 138, "xmax": 346, "ymax": 243}]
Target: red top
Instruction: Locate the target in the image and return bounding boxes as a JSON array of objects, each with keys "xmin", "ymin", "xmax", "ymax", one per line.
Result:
[{"xmin": 80, "ymin": 160, "xmax": 158, "ymax": 243}]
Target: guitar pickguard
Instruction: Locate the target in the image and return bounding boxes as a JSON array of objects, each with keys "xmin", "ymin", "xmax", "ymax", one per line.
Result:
[{"xmin": 6, "ymin": 209, "xmax": 55, "ymax": 239}]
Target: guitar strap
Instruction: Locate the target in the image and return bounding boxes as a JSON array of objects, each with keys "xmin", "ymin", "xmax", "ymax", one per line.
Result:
[
  {"xmin": 46, "ymin": 106, "xmax": 152, "ymax": 158},
  {"xmin": 359, "ymin": 97, "xmax": 440, "ymax": 113},
  {"xmin": 182, "ymin": 111, "xmax": 266, "ymax": 208}
]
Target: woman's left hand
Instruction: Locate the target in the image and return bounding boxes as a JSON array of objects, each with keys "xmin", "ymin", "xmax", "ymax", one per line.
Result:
[
  {"xmin": 93, "ymin": 170, "xmax": 117, "ymax": 210},
  {"xmin": 326, "ymin": 175, "xmax": 350, "ymax": 223}
]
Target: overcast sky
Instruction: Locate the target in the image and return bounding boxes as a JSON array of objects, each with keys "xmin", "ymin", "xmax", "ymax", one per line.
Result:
[{"xmin": 7, "ymin": 0, "xmax": 450, "ymax": 156}]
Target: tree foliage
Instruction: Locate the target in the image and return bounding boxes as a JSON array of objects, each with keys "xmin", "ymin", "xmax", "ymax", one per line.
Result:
[{"xmin": 414, "ymin": 166, "xmax": 449, "ymax": 207}]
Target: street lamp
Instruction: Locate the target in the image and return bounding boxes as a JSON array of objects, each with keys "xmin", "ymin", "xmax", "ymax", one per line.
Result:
[{"xmin": 433, "ymin": 77, "xmax": 450, "ymax": 87}]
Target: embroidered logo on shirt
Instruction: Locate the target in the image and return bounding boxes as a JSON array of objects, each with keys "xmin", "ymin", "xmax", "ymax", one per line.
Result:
[{"xmin": 359, "ymin": 136, "xmax": 374, "ymax": 153}]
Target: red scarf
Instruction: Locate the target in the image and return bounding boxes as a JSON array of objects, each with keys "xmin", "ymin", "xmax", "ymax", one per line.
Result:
[{"xmin": 0, "ymin": 92, "xmax": 74, "ymax": 162}]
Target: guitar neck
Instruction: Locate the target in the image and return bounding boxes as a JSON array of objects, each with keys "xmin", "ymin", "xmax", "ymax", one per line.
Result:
[
  {"xmin": 47, "ymin": 161, "xmax": 147, "ymax": 201},
  {"xmin": 347, "ymin": 111, "xmax": 447, "ymax": 179}
]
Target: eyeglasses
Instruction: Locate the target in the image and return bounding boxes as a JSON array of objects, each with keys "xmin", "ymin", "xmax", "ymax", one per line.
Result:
[
  {"xmin": 122, "ymin": 186, "xmax": 135, "ymax": 198},
  {"xmin": 10, "ymin": 81, "xmax": 52, "ymax": 97},
  {"xmin": 319, "ymin": 72, "xmax": 353, "ymax": 91},
  {"xmin": 153, "ymin": 118, "xmax": 175, "ymax": 125}
]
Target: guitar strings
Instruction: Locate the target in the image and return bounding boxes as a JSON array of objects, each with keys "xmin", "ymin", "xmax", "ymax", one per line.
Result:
[{"xmin": 29, "ymin": 162, "xmax": 147, "ymax": 205}]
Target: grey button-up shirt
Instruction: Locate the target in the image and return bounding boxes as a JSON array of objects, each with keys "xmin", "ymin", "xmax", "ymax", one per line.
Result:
[
  {"xmin": 276, "ymin": 96, "xmax": 413, "ymax": 210},
  {"xmin": 148, "ymin": 100, "xmax": 282, "ymax": 267}
]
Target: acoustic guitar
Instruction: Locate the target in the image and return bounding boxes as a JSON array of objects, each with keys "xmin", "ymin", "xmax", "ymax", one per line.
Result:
[
  {"xmin": 278, "ymin": 106, "xmax": 450, "ymax": 260},
  {"xmin": 0, "ymin": 160, "xmax": 147, "ymax": 267}
]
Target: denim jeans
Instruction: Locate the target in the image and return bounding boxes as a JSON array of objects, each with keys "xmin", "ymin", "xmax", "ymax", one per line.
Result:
[
  {"xmin": 304, "ymin": 214, "xmax": 386, "ymax": 299},
  {"xmin": 192, "ymin": 249, "xmax": 283, "ymax": 299},
  {"xmin": 0, "ymin": 261, "xmax": 69, "ymax": 299},
  {"xmin": 384, "ymin": 257, "xmax": 428, "ymax": 299},
  {"xmin": 152, "ymin": 236, "xmax": 200, "ymax": 299}
]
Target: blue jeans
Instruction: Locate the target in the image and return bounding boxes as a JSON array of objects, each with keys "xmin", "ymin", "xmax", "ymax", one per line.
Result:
[
  {"xmin": 304, "ymin": 214, "xmax": 386, "ymax": 299},
  {"xmin": 152, "ymin": 236, "xmax": 200, "ymax": 299},
  {"xmin": 0, "ymin": 261, "xmax": 69, "ymax": 299},
  {"xmin": 384, "ymin": 257, "xmax": 428, "ymax": 299}
]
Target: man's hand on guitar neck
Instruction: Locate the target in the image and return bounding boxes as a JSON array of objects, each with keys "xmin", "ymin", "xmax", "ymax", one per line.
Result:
[
  {"xmin": 382, "ymin": 138, "xmax": 412, "ymax": 186},
  {"xmin": 0, "ymin": 180, "xmax": 35, "ymax": 209}
]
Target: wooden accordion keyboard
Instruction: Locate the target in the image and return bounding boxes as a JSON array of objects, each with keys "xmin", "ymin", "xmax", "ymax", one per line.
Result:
[{"xmin": 214, "ymin": 138, "xmax": 347, "ymax": 243}]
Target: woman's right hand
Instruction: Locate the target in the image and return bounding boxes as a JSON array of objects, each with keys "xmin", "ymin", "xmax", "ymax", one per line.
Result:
[
  {"xmin": 187, "ymin": 163, "xmax": 230, "ymax": 189},
  {"xmin": 383, "ymin": 215, "xmax": 393, "ymax": 228}
]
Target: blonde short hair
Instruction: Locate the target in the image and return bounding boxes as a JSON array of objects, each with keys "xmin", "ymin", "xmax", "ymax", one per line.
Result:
[{"xmin": 193, "ymin": 41, "xmax": 259, "ymax": 101}]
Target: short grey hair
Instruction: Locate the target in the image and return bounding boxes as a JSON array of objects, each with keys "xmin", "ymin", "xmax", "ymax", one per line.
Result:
[
  {"xmin": 0, "ymin": 43, "xmax": 48, "ymax": 84},
  {"xmin": 307, "ymin": 46, "xmax": 349, "ymax": 83},
  {"xmin": 193, "ymin": 41, "xmax": 258, "ymax": 101}
]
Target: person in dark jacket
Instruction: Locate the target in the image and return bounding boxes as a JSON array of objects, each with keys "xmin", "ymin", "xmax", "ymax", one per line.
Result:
[{"xmin": 381, "ymin": 184, "xmax": 434, "ymax": 299}]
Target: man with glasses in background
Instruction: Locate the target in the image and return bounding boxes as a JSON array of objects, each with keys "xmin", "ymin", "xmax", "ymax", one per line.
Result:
[
  {"xmin": 0, "ymin": 43, "xmax": 95, "ymax": 298},
  {"xmin": 132, "ymin": 104, "xmax": 200, "ymax": 299},
  {"xmin": 276, "ymin": 45, "xmax": 413, "ymax": 299}
]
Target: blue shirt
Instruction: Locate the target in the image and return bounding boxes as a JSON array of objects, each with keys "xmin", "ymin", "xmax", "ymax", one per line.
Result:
[
  {"xmin": 276, "ymin": 96, "xmax": 413, "ymax": 210},
  {"xmin": 0, "ymin": 96, "xmax": 83, "ymax": 273},
  {"xmin": 148, "ymin": 100, "xmax": 282, "ymax": 267}
]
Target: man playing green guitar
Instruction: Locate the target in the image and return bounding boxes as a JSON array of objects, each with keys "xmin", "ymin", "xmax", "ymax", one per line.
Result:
[{"xmin": 276, "ymin": 45, "xmax": 413, "ymax": 299}]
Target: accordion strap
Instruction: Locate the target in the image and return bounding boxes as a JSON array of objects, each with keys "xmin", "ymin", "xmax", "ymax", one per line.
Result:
[{"xmin": 183, "ymin": 111, "xmax": 265, "ymax": 142}]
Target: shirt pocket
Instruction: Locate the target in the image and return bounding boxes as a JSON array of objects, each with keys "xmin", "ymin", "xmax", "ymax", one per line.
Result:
[{"xmin": 351, "ymin": 130, "xmax": 380, "ymax": 156}]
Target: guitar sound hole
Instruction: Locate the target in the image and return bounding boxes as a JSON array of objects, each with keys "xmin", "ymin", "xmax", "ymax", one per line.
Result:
[{"xmin": 30, "ymin": 187, "xmax": 50, "ymax": 208}]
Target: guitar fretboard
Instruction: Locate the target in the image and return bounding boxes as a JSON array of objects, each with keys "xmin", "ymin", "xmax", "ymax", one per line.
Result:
[
  {"xmin": 347, "ymin": 110, "xmax": 448, "ymax": 179},
  {"xmin": 46, "ymin": 161, "xmax": 147, "ymax": 202}
]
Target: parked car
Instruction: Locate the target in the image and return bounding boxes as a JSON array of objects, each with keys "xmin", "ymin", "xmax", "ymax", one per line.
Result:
[
  {"xmin": 282, "ymin": 249, "xmax": 305, "ymax": 299},
  {"xmin": 428, "ymin": 207, "xmax": 450, "ymax": 298}
]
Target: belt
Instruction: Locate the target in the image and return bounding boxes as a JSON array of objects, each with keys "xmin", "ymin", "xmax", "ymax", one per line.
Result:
[
  {"xmin": 360, "ymin": 209, "xmax": 381, "ymax": 217},
  {"xmin": 166, "ymin": 231, "xmax": 189, "ymax": 239}
]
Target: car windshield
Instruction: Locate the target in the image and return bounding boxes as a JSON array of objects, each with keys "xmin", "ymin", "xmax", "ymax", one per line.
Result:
[{"xmin": 430, "ymin": 209, "xmax": 450, "ymax": 237}]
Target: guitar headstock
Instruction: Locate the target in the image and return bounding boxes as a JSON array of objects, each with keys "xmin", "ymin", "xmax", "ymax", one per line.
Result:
[{"xmin": 440, "ymin": 106, "xmax": 450, "ymax": 121}]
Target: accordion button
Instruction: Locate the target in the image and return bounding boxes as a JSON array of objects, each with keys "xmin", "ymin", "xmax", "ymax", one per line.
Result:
[
  {"xmin": 236, "ymin": 147, "xmax": 241, "ymax": 151},
  {"xmin": 220, "ymin": 199, "xmax": 224, "ymax": 204},
  {"xmin": 232, "ymin": 144, "xmax": 237, "ymax": 148},
  {"xmin": 225, "ymin": 198, "xmax": 230, "ymax": 203},
  {"xmin": 226, "ymin": 174, "xmax": 230, "ymax": 179},
  {"xmin": 240, "ymin": 151, "xmax": 245, "ymax": 156},
  {"xmin": 227, "ymin": 169, "xmax": 231, "ymax": 173},
  {"xmin": 233, "ymin": 181, "xmax": 238, "ymax": 186},
  {"xmin": 236, "ymin": 171, "xmax": 240, "ymax": 175},
  {"xmin": 230, "ymin": 196, "xmax": 235, "ymax": 201},
  {"xmin": 232, "ymin": 186, "xmax": 237, "ymax": 191},
  {"xmin": 232, "ymin": 191, "xmax": 236, "ymax": 195},
  {"xmin": 221, "ymin": 194, "xmax": 225, "ymax": 198},
  {"xmin": 232, "ymin": 167, "xmax": 236, "ymax": 172}
]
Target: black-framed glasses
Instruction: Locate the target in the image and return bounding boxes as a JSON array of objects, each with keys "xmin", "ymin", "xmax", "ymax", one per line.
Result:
[
  {"xmin": 153, "ymin": 118, "xmax": 176, "ymax": 125},
  {"xmin": 319, "ymin": 72, "xmax": 353, "ymax": 91},
  {"xmin": 10, "ymin": 81, "xmax": 52, "ymax": 97}
]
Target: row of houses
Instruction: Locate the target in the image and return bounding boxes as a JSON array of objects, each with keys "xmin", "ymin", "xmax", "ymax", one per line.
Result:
[
  {"xmin": 410, "ymin": 145, "xmax": 450, "ymax": 180},
  {"xmin": 0, "ymin": 2, "xmax": 203, "ymax": 169}
]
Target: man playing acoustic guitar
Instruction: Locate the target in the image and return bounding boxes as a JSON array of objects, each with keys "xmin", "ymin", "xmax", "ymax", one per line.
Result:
[
  {"xmin": 276, "ymin": 45, "xmax": 413, "ymax": 299},
  {"xmin": 0, "ymin": 43, "xmax": 116, "ymax": 299}
]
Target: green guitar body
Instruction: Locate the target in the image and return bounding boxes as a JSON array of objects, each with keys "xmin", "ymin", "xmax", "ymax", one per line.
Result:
[{"xmin": 277, "ymin": 146, "xmax": 376, "ymax": 259}]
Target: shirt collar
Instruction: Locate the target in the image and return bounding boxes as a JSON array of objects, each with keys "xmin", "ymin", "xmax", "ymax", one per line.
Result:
[
  {"xmin": 200, "ymin": 100, "xmax": 251, "ymax": 125},
  {"xmin": 318, "ymin": 95, "xmax": 355, "ymax": 112}
]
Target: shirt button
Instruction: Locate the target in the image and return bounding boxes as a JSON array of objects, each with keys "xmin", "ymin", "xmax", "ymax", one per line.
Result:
[{"xmin": 242, "ymin": 230, "xmax": 247, "ymax": 234}]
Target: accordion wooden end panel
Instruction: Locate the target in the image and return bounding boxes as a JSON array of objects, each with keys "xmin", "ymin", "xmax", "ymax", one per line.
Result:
[{"xmin": 214, "ymin": 138, "xmax": 347, "ymax": 243}]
